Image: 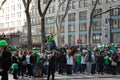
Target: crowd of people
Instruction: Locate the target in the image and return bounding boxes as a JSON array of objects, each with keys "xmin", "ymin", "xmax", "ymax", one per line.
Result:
[{"xmin": 0, "ymin": 39, "xmax": 120, "ymax": 80}]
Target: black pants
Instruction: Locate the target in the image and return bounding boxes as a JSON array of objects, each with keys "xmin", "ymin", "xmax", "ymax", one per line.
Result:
[
  {"xmin": 97, "ymin": 64, "xmax": 104, "ymax": 74},
  {"xmin": 66, "ymin": 65, "xmax": 72, "ymax": 75},
  {"xmin": 47, "ymin": 67, "xmax": 55, "ymax": 80},
  {"xmin": 18, "ymin": 65, "xmax": 25, "ymax": 77},
  {"xmin": 81, "ymin": 64, "xmax": 86, "ymax": 73},
  {"xmin": 1, "ymin": 70, "xmax": 8, "ymax": 80},
  {"xmin": 91, "ymin": 64, "xmax": 96, "ymax": 74},
  {"xmin": 111, "ymin": 66, "xmax": 117, "ymax": 75},
  {"xmin": 26, "ymin": 64, "xmax": 33, "ymax": 77},
  {"xmin": 13, "ymin": 69, "xmax": 18, "ymax": 79}
]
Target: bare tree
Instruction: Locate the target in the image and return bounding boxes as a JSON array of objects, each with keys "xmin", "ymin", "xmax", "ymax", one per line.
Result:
[
  {"xmin": 93, "ymin": 5, "xmax": 120, "ymax": 17},
  {"xmin": 22, "ymin": 0, "xmax": 32, "ymax": 49},
  {"xmin": 55, "ymin": 0, "xmax": 71, "ymax": 47},
  {"xmin": 0, "ymin": 0, "xmax": 7, "ymax": 9},
  {"xmin": 89, "ymin": 0, "xmax": 120, "ymax": 49},
  {"xmin": 88, "ymin": 0, "xmax": 99, "ymax": 49},
  {"xmin": 38, "ymin": 0, "xmax": 52, "ymax": 50}
]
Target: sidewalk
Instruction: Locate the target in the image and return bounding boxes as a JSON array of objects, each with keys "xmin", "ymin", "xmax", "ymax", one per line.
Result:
[{"xmin": 8, "ymin": 73, "xmax": 120, "ymax": 80}]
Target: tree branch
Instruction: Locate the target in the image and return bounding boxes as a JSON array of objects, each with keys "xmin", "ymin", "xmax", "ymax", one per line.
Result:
[
  {"xmin": 56, "ymin": 2, "xmax": 62, "ymax": 29},
  {"xmin": 93, "ymin": 6, "xmax": 120, "ymax": 17},
  {"xmin": 61, "ymin": 0, "xmax": 71, "ymax": 23},
  {"xmin": 0, "ymin": 0, "xmax": 7, "ymax": 10},
  {"xmin": 22, "ymin": 0, "xmax": 27, "ymax": 9},
  {"xmin": 90, "ymin": 0, "xmax": 98, "ymax": 17},
  {"xmin": 43, "ymin": 0, "xmax": 52, "ymax": 15},
  {"xmin": 38, "ymin": 0, "xmax": 43, "ymax": 17},
  {"xmin": 25, "ymin": 0, "xmax": 31, "ymax": 12}
]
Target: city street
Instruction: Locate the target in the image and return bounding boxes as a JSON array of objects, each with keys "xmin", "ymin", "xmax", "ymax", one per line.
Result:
[{"xmin": 6, "ymin": 73, "xmax": 120, "ymax": 80}]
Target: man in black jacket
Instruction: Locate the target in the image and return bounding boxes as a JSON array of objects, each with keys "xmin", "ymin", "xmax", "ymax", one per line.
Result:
[
  {"xmin": 47, "ymin": 51, "xmax": 56, "ymax": 80},
  {"xmin": 0, "ymin": 40, "xmax": 11, "ymax": 80}
]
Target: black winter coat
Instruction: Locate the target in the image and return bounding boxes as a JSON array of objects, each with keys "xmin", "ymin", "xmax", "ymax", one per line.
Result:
[{"xmin": 0, "ymin": 49, "xmax": 11, "ymax": 73}]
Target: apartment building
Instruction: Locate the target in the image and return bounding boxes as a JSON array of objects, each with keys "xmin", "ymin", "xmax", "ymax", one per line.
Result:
[{"xmin": 0, "ymin": 0, "xmax": 120, "ymax": 46}]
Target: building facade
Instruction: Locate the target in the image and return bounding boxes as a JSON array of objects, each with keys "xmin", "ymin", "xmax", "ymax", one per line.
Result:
[{"xmin": 0, "ymin": 0, "xmax": 120, "ymax": 46}]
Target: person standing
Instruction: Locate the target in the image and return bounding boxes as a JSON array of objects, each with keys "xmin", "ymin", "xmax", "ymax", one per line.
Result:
[
  {"xmin": 0, "ymin": 40, "xmax": 11, "ymax": 80},
  {"xmin": 47, "ymin": 51, "xmax": 56, "ymax": 80},
  {"xmin": 85, "ymin": 51, "xmax": 92, "ymax": 75},
  {"xmin": 11, "ymin": 51, "xmax": 19, "ymax": 79}
]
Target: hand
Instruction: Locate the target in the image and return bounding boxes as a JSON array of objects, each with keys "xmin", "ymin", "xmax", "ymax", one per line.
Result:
[{"xmin": 0, "ymin": 69, "xmax": 3, "ymax": 72}]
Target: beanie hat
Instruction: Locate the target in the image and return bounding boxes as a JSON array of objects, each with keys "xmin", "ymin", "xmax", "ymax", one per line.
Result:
[{"xmin": 0, "ymin": 40, "xmax": 8, "ymax": 46}]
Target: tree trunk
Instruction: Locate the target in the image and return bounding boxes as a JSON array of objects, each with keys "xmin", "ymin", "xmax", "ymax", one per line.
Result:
[
  {"xmin": 88, "ymin": 16, "xmax": 93, "ymax": 49},
  {"xmin": 88, "ymin": 0, "xmax": 98, "ymax": 49},
  {"xmin": 56, "ymin": 3, "xmax": 62, "ymax": 47},
  {"xmin": 56, "ymin": 0, "xmax": 71, "ymax": 47},
  {"xmin": 41, "ymin": 16, "xmax": 46, "ymax": 50},
  {"xmin": 25, "ymin": 11, "xmax": 32, "ymax": 49}
]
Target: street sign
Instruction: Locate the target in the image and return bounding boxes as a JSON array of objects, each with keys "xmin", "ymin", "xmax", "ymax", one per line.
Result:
[{"xmin": 77, "ymin": 39, "xmax": 81, "ymax": 44}]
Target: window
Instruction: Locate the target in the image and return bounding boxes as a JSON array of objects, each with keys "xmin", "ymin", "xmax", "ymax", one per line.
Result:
[
  {"xmin": 62, "ymin": 3, "xmax": 65, "ymax": 11},
  {"xmin": 68, "ymin": 1, "xmax": 72, "ymax": 10},
  {"xmin": 11, "ymin": 13, "xmax": 15, "ymax": 19},
  {"xmin": 79, "ymin": 0, "xmax": 88, "ymax": 8},
  {"xmin": 79, "ymin": 34, "xmax": 87, "ymax": 44},
  {"xmin": 6, "ymin": 14, "xmax": 9, "ymax": 20},
  {"xmin": 68, "ymin": 24, "xmax": 75, "ymax": 32},
  {"xmin": 72, "ymin": 1, "xmax": 76, "ymax": 9},
  {"xmin": 92, "ymin": 0, "xmax": 101, "ymax": 5},
  {"xmin": 68, "ymin": 13, "xmax": 76, "ymax": 21},
  {"xmin": 52, "ymin": 0, "xmax": 56, "ymax": 2},
  {"xmin": 110, "ymin": 8, "xmax": 120, "ymax": 16},
  {"xmin": 5, "ymin": 22, "xmax": 9, "ymax": 27},
  {"xmin": 17, "ymin": 20, "xmax": 21, "ymax": 26},
  {"xmin": 46, "ymin": 27, "xmax": 55, "ymax": 34},
  {"xmin": 17, "ymin": 4, "xmax": 21, "ymax": 10},
  {"xmin": 52, "ymin": 6, "xmax": 55, "ymax": 13},
  {"xmin": 48, "ymin": 7, "xmax": 52, "ymax": 13},
  {"xmin": 93, "ymin": 34, "xmax": 102, "ymax": 43},
  {"xmin": 79, "ymin": 23, "xmax": 87, "ymax": 31},
  {"xmin": 106, "ymin": 0, "xmax": 117, "ymax": 3},
  {"xmin": 93, "ymin": 9, "xmax": 102, "ymax": 18},
  {"xmin": 11, "ymin": 21, "xmax": 15, "ymax": 27},
  {"xmin": 111, "ymin": 19, "xmax": 120, "ymax": 28},
  {"xmin": 43, "ymin": 0, "xmax": 48, "ymax": 4},
  {"xmin": 68, "ymin": 35, "xmax": 75, "ymax": 44},
  {"xmin": 93, "ymin": 21, "xmax": 102, "ymax": 30},
  {"xmin": 58, "ymin": 15, "xmax": 65, "ymax": 22},
  {"xmin": 46, "ymin": 16, "xmax": 55, "ymax": 24},
  {"xmin": 113, "ymin": 33, "xmax": 120, "ymax": 42},
  {"xmin": 79, "ymin": 11, "xmax": 87, "ymax": 19},
  {"xmin": 11, "ymin": 5, "xmax": 15, "ymax": 11},
  {"xmin": 17, "ymin": 12, "xmax": 21, "ymax": 18}
]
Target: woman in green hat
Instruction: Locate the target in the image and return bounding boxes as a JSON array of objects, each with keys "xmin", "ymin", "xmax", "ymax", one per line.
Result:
[{"xmin": 0, "ymin": 40, "xmax": 11, "ymax": 80}]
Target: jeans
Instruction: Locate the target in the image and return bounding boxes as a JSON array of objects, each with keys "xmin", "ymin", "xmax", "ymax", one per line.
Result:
[
  {"xmin": 75, "ymin": 63, "xmax": 81, "ymax": 73},
  {"xmin": 86, "ymin": 62, "xmax": 92, "ymax": 75},
  {"xmin": 33, "ymin": 62, "xmax": 42, "ymax": 76}
]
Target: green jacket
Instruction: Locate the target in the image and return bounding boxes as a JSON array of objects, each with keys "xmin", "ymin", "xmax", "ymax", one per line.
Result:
[
  {"xmin": 34, "ymin": 52, "xmax": 41, "ymax": 62},
  {"xmin": 76, "ymin": 53, "xmax": 82, "ymax": 63},
  {"xmin": 104, "ymin": 55, "xmax": 110, "ymax": 65}
]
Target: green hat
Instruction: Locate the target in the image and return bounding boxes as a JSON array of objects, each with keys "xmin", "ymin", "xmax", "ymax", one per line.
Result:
[
  {"xmin": 33, "ymin": 47, "xmax": 38, "ymax": 50},
  {"xmin": 33, "ymin": 47, "xmax": 38, "ymax": 53},
  {"xmin": 12, "ymin": 46, "xmax": 17, "ymax": 51},
  {"xmin": 97, "ymin": 42, "xmax": 104, "ymax": 51},
  {"xmin": 0, "ymin": 40, "xmax": 8, "ymax": 46}
]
